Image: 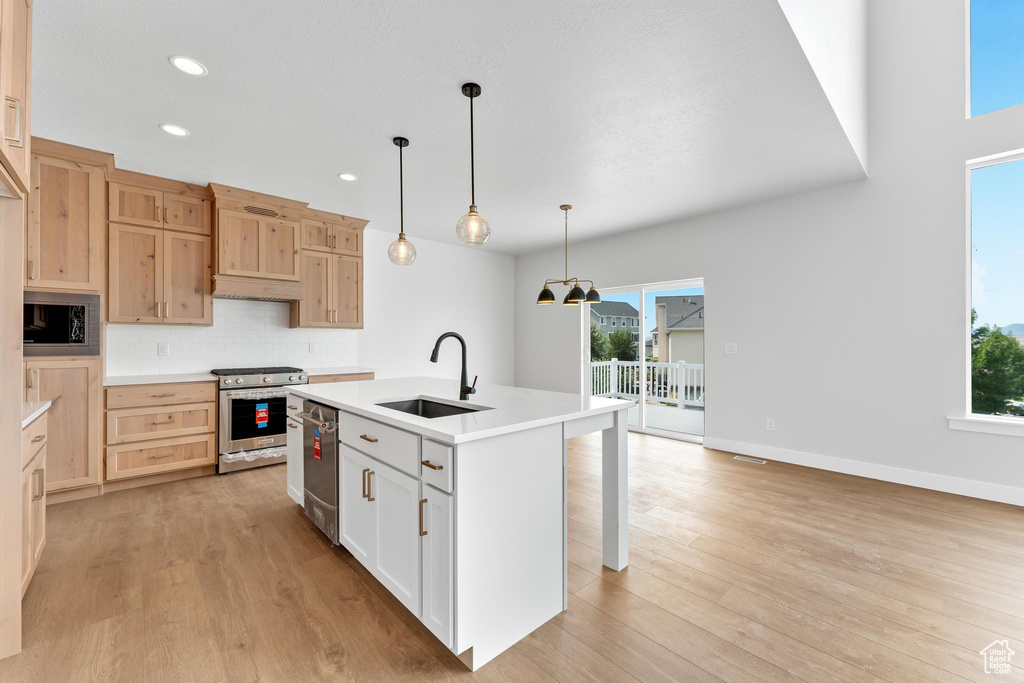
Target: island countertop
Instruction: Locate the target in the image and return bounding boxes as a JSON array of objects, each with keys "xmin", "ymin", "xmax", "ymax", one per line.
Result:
[{"xmin": 287, "ymin": 376, "xmax": 631, "ymax": 445}]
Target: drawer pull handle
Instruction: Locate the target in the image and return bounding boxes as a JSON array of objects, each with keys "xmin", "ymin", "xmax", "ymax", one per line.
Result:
[
  {"xmin": 287, "ymin": 422, "xmax": 298, "ymax": 429},
  {"xmin": 359, "ymin": 434, "xmax": 378, "ymax": 444},
  {"xmin": 149, "ymin": 417, "xmax": 176, "ymax": 426},
  {"xmin": 361, "ymin": 468, "xmax": 369, "ymax": 499},
  {"xmin": 31, "ymin": 435, "xmax": 45, "ymax": 443},
  {"xmin": 32, "ymin": 468, "xmax": 45, "ymax": 501},
  {"xmin": 366, "ymin": 471, "xmax": 375, "ymax": 502},
  {"xmin": 150, "ymin": 452, "xmax": 176, "ymax": 459},
  {"xmin": 419, "ymin": 498, "xmax": 428, "ymax": 536},
  {"xmin": 288, "ymin": 404, "xmax": 298, "ymax": 410},
  {"xmin": 153, "ymin": 392, "xmax": 174, "ymax": 398},
  {"xmin": 421, "ymin": 460, "xmax": 443, "ymax": 471}
]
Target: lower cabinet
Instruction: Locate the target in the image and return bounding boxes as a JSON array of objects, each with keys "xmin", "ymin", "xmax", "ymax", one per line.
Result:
[
  {"xmin": 286, "ymin": 415, "xmax": 303, "ymax": 505},
  {"xmin": 105, "ymin": 433, "xmax": 216, "ymax": 481},
  {"xmin": 21, "ymin": 444, "xmax": 46, "ymax": 596},
  {"xmin": 338, "ymin": 441, "xmax": 453, "ymax": 639}
]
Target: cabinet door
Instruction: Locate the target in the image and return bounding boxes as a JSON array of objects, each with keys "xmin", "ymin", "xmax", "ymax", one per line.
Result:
[
  {"xmin": 27, "ymin": 155, "xmax": 104, "ymax": 291},
  {"xmin": 333, "ymin": 255, "xmax": 362, "ymax": 328},
  {"xmin": 24, "ymin": 358, "xmax": 100, "ymax": 492},
  {"xmin": 369, "ymin": 463, "xmax": 421, "ymax": 617},
  {"xmin": 339, "ymin": 445, "xmax": 372, "ymax": 567},
  {"xmin": 297, "ymin": 251, "xmax": 332, "ymax": 327},
  {"xmin": 260, "ymin": 218, "xmax": 301, "ymax": 281},
  {"xmin": 217, "ymin": 209, "xmax": 261, "ymax": 277},
  {"xmin": 30, "ymin": 445, "xmax": 46, "ymax": 571},
  {"xmin": 108, "ymin": 223, "xmax": 163, "ymax": 323},
  {"xmin": 286, "ymin": 416, "xmax": 303, "ymax": 505},
  {"xmin": 164, "ymin": 231, "xmax": 212, "ymax": 325},
  {"xmin": 164, "ymin": 194, "xmax": 211, "ymax": 235},
  {"xmin": 421, "ymin": 487, "xmax": 453, "ymax": 648},
  {"xmin": 0, "ymin": 0, "xmax": 31, "ymax": 190},
  {"xmin": 109, "ymin": 183, "xmax": 163, "ymax": 228},
  {"xmin": 332, "ymin": 225, "xmax": 362, "ymax": 256},
  {"xmin": 301, "ymin": 219, "xmax": 332, "ymax": 253},
  {"xmin": 20, "ymin": 457, "xmax": 33, "ymax": 594}
]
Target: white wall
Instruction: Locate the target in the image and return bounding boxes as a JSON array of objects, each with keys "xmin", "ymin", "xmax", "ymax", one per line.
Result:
[
  {"xmin": 359, "ymin": 228, "xmax": 515, "ymax": 386},
  {"xmin": 106, "ymin": 230, "xmax": 516, "ymax": 386},
  {"xmin": 105, "ymin": 299, "xmax": 358, "ymax": 376},
  {"xmin": 515, "ymin": 0, "xmax": 1024, "ymax": 505}
]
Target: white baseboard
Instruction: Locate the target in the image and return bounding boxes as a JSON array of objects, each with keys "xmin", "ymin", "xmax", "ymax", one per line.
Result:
[{"xmin": 701, "ymin": 437, "xmax": 1024, "ymax": 507}]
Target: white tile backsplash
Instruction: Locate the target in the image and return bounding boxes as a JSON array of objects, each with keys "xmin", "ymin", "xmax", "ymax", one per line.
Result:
[{"xmin": 105, "ymin": 299, "xmax": 358, "ymax": 376}]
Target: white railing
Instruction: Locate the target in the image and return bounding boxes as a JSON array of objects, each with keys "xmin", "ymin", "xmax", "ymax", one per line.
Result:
[{"xmin": 591, "ymin": 359, "xmax": 704, "ymax": 407}]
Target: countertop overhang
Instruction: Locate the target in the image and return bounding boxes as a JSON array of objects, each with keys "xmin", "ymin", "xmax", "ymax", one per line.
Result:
[{"xmin": 288, "ymin": 376, "xmax": 632, "ymax": 445}]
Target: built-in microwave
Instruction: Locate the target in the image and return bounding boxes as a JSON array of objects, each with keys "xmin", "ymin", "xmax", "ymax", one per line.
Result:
[{"xmin": 23, "ymin": 291, "xmax": 100, "ymax": 356}]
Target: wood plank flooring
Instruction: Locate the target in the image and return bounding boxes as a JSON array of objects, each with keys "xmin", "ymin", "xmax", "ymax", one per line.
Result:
[{"xmin": 1, "ymin": 432, "xmax": 1022, "ymax": 682}]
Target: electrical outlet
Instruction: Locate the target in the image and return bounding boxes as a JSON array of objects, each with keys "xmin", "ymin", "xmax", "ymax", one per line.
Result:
[
  {"xmin": 765, "ymin": 418, "xmax": 776, "ymax": 432},
  {"xmin": 725, "ymin": 342, "xmax": 738, "ymax": 355},
  {"xmin": 309, "ymin": 343, "xmax": 318, "ymax": 354},
  {"xmin": 157, "ymin": 343, "xmax": 170, "ymax": 357}
]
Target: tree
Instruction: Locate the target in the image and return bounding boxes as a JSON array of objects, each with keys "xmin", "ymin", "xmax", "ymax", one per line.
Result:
[
  {"xmin": 590, "ymin": 323, "xmax": 610, "ymax": 361},
  {"xmin": 972, "ymin": 309, "xmax": 1024, "ymax": 416},
  {"xmin": 608, "ymin": 329, "xmax": 638, "ymax": 361}
]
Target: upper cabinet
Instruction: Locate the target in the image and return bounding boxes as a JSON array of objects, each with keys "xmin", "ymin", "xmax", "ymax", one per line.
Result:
[
  {"xmin": 216, "ymin": 209, "xmax": 300, "ymax": 281},
  {"xmin": 301, "ymin": 217, "xmax": 363, "ymax": 256},
  {"xmin": 26, "ymin": 152, "xmax": 105, "ymax": 292},
  {"xmin": 110, "ymin": 182, "xmax": 211, "ymax": 234},
  {"xmin": 0, "ymin": 0, "xmax": 31, "ymax": 191}
]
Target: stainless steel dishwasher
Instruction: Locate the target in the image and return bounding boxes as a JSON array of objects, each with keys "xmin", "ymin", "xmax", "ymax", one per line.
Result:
[{"xmin": 300, "ymin": 400, "xmax": 339, "ymax": 543}]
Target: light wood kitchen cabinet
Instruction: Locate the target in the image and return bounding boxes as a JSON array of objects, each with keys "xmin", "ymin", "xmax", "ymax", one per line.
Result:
[
  {"xmin": 0, "ymin": 0, "xmax": 31, "ymax": 191},
  {"xmin": 290, "ymin": 253, "xmax": 362, "ymax": 329},
  {"xmin": 217, "ymin": 209, "xmax": 300, "ymax": 281},
  {"xmin": 24, "ymin": 358, "xmax": 100, "ymax": 492},
  {"xmin": 26, "ymin": 154, "xmax": 104, "ymax": 291},
  {"xmin": 109, "ymin": 183, "xmax": 212, "ymax": 235},
  {"xmin": 105, "ymin": 433, "xmax": 216, "ymax": 481},
  {"xmin": 20, "ymin": 443, "xmax": 44, "ymax": 596},
  {"xmin": 108, "ymin": 223, "xmax": 212, "ymax": 325},
  {"xmin": 300, "ymin": 218, "xmax": 362, "ymax": 256},
  {"xmin": 106, "ymin": 402, "xmax": 215, "ymax": 444}
]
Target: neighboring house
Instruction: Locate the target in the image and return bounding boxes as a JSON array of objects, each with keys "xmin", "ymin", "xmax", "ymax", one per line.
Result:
[
  {"xmin": 654, "ymin": 295, "xmax": 704, "ymax": 363},
  {"xmin": 590, "ymin": 301, "xmax": 641, "ymax": 342}
]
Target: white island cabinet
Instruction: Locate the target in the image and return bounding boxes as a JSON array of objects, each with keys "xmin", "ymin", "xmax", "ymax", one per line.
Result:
[{"xmin": 288, "ymin": 376, "xmax": 631, "ymax": 671}]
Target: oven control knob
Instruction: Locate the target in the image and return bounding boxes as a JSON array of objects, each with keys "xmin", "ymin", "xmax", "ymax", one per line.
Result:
[
  {"xmin": 235, "ymin": 378, "xmax": 244, "ymax": 384},
  {"xmin": 288, "ymin": 375, "xmax": 297, "ymax": 381},
  {"xmin": 222, "ymin": 378, "xmax": 229, "ymax": 385},
  {"xmin": 262, "ymin": 376, "xmax": 271, "ymax": 383},
  {"xmin": 299, "ymin": 375, "xmax": 307, "ymax": 381}
]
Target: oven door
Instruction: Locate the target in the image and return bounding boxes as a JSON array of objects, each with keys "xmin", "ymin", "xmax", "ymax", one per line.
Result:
[{"xmin": 219, "ymin": 388, "xmax": 290, "ymax": 454}]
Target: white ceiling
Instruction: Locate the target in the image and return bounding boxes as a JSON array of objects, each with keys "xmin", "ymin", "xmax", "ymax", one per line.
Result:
[{"xmin": 32, "ymin": 0, "xmax": 864, "ymax": 255}]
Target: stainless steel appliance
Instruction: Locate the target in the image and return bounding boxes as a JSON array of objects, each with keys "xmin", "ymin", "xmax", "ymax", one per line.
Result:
[
  {"xmin": 300, "ymin": 400, "xmax": 339, "ymax": 542},
  {"xmin": 213, "ymin": 366, "xmax": 308, "ymax": 473},
  {"xmin": 23, "ymin": 291, "xmax": 100, "ymax": 356}
]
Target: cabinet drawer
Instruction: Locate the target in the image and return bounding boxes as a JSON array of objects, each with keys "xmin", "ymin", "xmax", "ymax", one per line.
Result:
[
  {"xmin": 21, "ymin": 413, "xmax": 47, "ymax": 470},
  {"xmin": 308, "ymin": 372, "xmax": 374, "ymax": 384},
  {"xmin": 106, "ymin": 381, "xmax": 217, "ymax": 409},
  {"xmin": 339, "ymin": 412, "xmax": 420, "ymax": 477},
  {"xmin": 106, "ymin": 402, "xmax": 216, "ymax": 444},
  {"xmin": 286, "ymin": 393, "xmax": 304, "ymax": 420},
  {"xmin": 106, "ymin": 433, "xmax": 216, "ymax": 481},
  {"xmin": 421, "ymin": 439, "xmax": 453, "ymax": 493}
]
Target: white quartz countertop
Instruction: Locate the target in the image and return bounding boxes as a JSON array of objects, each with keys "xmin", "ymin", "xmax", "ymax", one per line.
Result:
[
  {"xmin": 288, "ymin": 376, "xmax": 631, "ymax": 445},
  {"xmin": 104, "ymin": 373, "xmax": 217, "ymax": 387},
  {"xmin": 305, "ymin": 366, "xmax": 375, "ymax": 376},
  {"xmin": 22, "ymin": 401, "xmax": 51, "ymax": 429}
]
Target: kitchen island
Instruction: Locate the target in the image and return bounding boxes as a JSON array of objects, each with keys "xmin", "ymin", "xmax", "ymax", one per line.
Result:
[{"xmin": 287, "ymin": 376, "xmax": 631, "ymax": 670}]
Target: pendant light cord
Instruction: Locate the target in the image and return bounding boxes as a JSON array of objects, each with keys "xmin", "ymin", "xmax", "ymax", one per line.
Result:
[
  {"xmin": 399, "ymin": 143, "xmax": 404, "ymax": 234},
  {"xmin": 470, "ymin": 94, "xmax": 476, "ymax": 205},
  {"xmin": 564, "ymin": 207, "xmax": 569, "ymax": 282}
]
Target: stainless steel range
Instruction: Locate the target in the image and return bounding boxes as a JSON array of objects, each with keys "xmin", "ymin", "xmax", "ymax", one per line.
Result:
[{"xmin": 212, "ymin": 366, "xmax": 308, "ymax": 473}]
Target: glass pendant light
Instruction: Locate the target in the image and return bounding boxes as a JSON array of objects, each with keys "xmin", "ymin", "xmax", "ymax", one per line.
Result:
[
  {"xmin": 388, "ymin": 137, "xmax": 416, "ymax": 265},
  {"xmin": 536, "ymin": 204, "xmax": 601, "ymax": 307},
  {"xmin": 455, "ymin": 83, "xmax": 491, "ymax": 246}
]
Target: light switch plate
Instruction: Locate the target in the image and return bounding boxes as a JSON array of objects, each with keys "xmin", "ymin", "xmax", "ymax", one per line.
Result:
[
  {"xmin": 765, "ymin": 418, "xmax": 776, "ymax": 432},
  {"xmin": 157, "ymin": 343, "xmax": 170, "ymax": 357},
  {"xmin": 725, "ymin": 342, "xmax": 738, "ymax": 355},
  {"xmin": 309, "ymin": 343, "xmax": 318, "ymax": 354}
]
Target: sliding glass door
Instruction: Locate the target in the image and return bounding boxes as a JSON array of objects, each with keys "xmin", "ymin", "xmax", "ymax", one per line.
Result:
[{"xmin": 588, "ymin": 279, "xmax": 704, "ymax": 441}]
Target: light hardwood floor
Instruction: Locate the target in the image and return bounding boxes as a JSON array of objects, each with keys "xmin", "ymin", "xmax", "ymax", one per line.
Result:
[{"xmin": 2, "ymin": 432, "xmax": 1023, "ymax": 682}]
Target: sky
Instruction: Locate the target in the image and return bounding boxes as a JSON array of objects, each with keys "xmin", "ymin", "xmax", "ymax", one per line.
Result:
[
  {"xmin": 600, "ymin": 286, "xmax": 704, "ymax": 342},
  {"xmin": 970, "ymin": 1, "xmax": 1024, "ymax": 330}
]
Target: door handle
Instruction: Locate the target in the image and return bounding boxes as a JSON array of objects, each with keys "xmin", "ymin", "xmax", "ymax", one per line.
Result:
[
  {"xmin": 361, "ymin": 468, "xmax": 369, "ymax": 499},
  {"xmin": 32, "ymin": 468, "xmax": 45, "ymax": 501},
  {"xmin": 366, "ymin": 471, "xmax": 375, "ymax": 502},
  {"xmin": 155, "ymin": 301, "xmax": 162, "ymax": 317},
  {"xmin": 421, "ymin": 460, "xmax": 442, "ymax": 471},
  {"xmin": 27, "ymin": 259, "xmax": 35, "ymax": 280},
  {"xmin": 31, "ymin": 435, "xmax": 45, "ymax": 443},
  {"xmin": 26, "ymin": 367, "xmax": 33, "ymax": 388},
  {"xmin": 419, "ymin": 498, "xmax": 427, "ymax": 537},
  {"xmin": 359, "ymin": 434, "xmax": 378, "ymax": 444}
]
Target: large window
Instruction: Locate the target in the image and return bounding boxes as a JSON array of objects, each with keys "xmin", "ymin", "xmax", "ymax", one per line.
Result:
[
  {"xmin": 970, "ymin": 1, "xmax": 1024, "ymax": 116},
  {"xmin": 970, "ymin": 156, "xmax": 1024, "ymax": 418}
]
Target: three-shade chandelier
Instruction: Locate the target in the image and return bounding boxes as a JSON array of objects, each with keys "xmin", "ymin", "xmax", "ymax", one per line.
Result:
[{"xmin": 536, "ymin": 205, "xmax": 600, "ymax": 306}]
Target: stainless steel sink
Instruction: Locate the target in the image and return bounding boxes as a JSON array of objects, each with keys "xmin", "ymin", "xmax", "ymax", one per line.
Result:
[{"xmin": 376, "ymin": 398, "xmax": 488, "ymax": 419}]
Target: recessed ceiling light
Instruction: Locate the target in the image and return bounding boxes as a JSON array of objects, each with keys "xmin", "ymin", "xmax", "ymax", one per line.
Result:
[
  {"xmin": 338, "ymin": 173, "xmax": 358, "ymax": 182},
  {"xmin": 159, "ymin": 123, "xmax": 190, "ymax": 137},
  {"xmin": 169, "ymin": 55, "xmax": 207, "ymax": 76}
]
